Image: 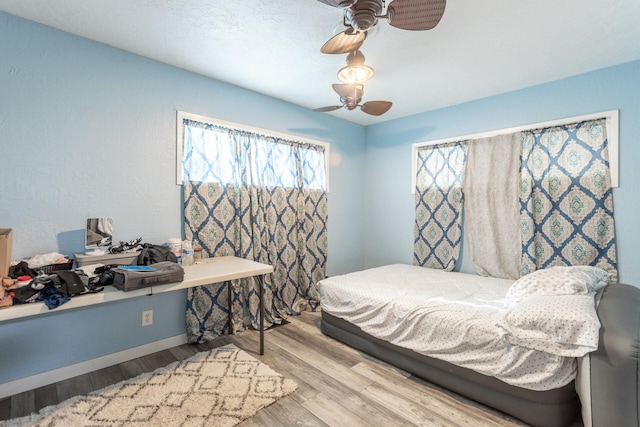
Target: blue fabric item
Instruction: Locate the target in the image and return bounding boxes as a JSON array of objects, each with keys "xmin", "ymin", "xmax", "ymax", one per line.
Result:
[{"xmin": 38, "ymin": 287, "xmax": 71, "ymax": 310}]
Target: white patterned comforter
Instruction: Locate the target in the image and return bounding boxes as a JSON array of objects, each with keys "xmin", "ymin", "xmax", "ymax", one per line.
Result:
[{"xmin": 318, "ymin": 264, "xmax": 583, "ymax": 391}]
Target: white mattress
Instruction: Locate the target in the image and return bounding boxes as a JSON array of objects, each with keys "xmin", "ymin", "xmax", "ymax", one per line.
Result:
[{"xmin": 318, "ymin": 264, "xmax": 577, "ymax": 391}]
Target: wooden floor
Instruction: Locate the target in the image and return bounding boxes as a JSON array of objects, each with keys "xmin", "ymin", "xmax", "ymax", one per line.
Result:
[{"xmin": 0, "ymin": 311, "xmax": 582, "ymax": 426}]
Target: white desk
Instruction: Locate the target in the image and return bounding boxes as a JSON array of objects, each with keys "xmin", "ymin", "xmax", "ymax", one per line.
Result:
[
  {"xmin": 156, "ymin": 256, "xmax": 273, "ymax": 292},
  {"xmin": 0, "ymin": 256, "xmax": 273, "ymax": 354},
  {"xmin": 158, "ymin": 256, "xmax": 273, "ymax": 355}
]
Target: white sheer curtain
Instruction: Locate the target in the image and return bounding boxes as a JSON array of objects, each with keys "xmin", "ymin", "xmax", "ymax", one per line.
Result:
[{"xmin": 464, "ymin": 133, "xmax": 522, "ymax": 279}]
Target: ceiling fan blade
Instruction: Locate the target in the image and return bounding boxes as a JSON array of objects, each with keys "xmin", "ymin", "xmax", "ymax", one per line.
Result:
[
  {"xmin": 317, "ymin": 0, "xmax": 356, "ymax": 8},
  {"xmin": 387, "ymin": 0, "xmax": 446, "ymax": 31},
  {"xmin": 321, "ymin": 30, "xmax": 366, "ymax": 54},
  {"xmin": 313, "ymin": 105, "xmax": 343, "ymax": 112},
  {"xmin": 332, "ymin": 83, "xmax": 363, "ymax": 102},
  {"xmin": 361, "ymin": 101, "xmax": 393, "ymax": 116}
]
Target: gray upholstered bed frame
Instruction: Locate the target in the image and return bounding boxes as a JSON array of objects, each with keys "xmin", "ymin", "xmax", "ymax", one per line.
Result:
[{"xmin": 320, "ymin": 283, "xmax": 640, "ymax": 427}]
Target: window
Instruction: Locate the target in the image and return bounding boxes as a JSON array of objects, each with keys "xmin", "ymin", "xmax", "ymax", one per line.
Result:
[
  {"xmin": 177, "ymin": 111, "xmax": 330, "ymax": 339},
  {"xmin": 411, "ymin": 111, "xmax": 619, "ymax": 278},
  {"xmin": 176, "ymin": 111, "xmax": 329, "ymax": 191},
  {"xmin": 411, "ymin": 110, "xmax": 619, "ymax": 192}
]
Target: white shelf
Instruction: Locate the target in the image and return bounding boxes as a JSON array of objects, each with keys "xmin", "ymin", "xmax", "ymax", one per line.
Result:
[{"xmin": 0, "ymin": 256, "xmax": 273, "ymax": 323}]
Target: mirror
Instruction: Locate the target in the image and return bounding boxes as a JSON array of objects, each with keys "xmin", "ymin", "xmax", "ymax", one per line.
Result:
[{"xmin": 85, "ymin": 218, "xmax": 113, "ymax": 249}]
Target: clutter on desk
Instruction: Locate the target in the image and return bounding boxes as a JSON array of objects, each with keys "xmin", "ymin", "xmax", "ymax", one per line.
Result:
[
  {"xmin": 109, "ymin": 237, "xmax": 143, "ymax": 254},
  {"xmin": 113, "ymin": 261, "xmax": 184, "ymax": 292},
  {"xmin": 0, "ymin": 234, "xmax": 192, "ymax": 310},
  {"xmin": 1, "ymin": 267, "xmax": 103, "ymax": 310},
  {"xmin": 0, "ymin": 277, "xmax": 15, "ymax": 309},
  {"xmin": 136, "ymin": 243, "xmax": 178, "ymax": 265},
  {"xmin": 75, "ymin": 251, "xmax": 140, "ymax": 268},
  {"xmin": 2, "ymin": 252, "xmax": 82, "ymax": 310},
  {"xmin": 162, "ymin": 238, "xmax": 206, "ymax": 266},
  {"xmin": 77, "ymin": 243, "xmax": 184, "ymax": 292},
  {"xmin": 16, "ymin": 276, "xmax": 31, "ymax": 286},
  {"xmin": 194, "ymin": 244, "xmax": 203, "ymax": 262},
  {"xmin": 167, "ymin": 238, "xmax": 182, "ymax": 263},
  {"xmin": 9, "ymin": 252, "xmax": 73, "ymax": 277},
  {"xmin": 85, "ymin": 217, "xmax": 113, "ymax": 249},
  {"xmin": 0, "ymin": 228, "xmax": 12, "ymax": 278},
  {"xmin": 181, "ymin": 240, "xmax": 194, "ymax": 266},
  {"xmin": 27, "ymin": 252, "xmax": 69, "ymax": 269},
  {"xmin": 75, "ymin": 237, "xmax": 144, "ymax": 268}
]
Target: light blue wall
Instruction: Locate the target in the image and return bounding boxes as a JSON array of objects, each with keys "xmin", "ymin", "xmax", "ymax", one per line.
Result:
[
  {"xmin": 2, "ymin": 8, "xmax": 639, "ymax": 387},
  {"xmin": 0, "ymin": 12, "xmax": 366, "ymax": 385},
  {"xmin": 364, "ymin": 60, "xmax": 640, "ymax": 286}
]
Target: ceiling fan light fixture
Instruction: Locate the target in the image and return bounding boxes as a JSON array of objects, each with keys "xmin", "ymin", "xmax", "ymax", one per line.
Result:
[
  {"xmin": 337, "ymin": 63, "xmax": 374, "ymax": 83},
  {"xmin": 337, "ymin": 50, "xmax": 374, "ymax": 83}
]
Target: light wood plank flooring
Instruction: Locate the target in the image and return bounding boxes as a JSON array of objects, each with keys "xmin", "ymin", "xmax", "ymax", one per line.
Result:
[{"xmin": 0, "ymin": 311, "xmax": 582, "ymax": 426}]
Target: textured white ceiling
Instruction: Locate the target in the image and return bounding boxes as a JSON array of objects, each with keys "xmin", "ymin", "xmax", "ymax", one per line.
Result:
[{"xmin": 1, "ymin": 0, "xmax": 640, "ymax": 125}]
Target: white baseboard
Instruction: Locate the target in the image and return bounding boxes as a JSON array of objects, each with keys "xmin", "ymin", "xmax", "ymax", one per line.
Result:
[{"xmin": 0, "ymin": 334, "xmax": 188, "ymax": 399}]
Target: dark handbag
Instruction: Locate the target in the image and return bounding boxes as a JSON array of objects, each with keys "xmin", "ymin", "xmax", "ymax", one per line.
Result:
[
  {"xmin": 136, "ymin": 243, "xmax": 178, "ymax": 265},
  {"xmin": 53, "ymin": 270, "xmax": 88, "ymax": 296},
  {"xmin": 10, "ymin": 285, "xmax": 42, "ymax": 304}
]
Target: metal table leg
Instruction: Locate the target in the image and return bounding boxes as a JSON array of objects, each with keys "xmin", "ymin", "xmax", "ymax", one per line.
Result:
[
  {"xmin": 227, "ymin": 277, "xmax": 264, "ymax": 355},
  {"xmin": 258, "ymin": 275, "xmax": 264, "ymax": 355},
  {"xmin": 227, "ymin": 280, "xmax": 232, "ymax": 334}
]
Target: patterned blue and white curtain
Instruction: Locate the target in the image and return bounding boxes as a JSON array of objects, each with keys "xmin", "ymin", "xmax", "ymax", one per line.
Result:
[
  {"xmin": 181, "ymin": 119, "xmax": 328, "ymax": 343},
  {"xmin": 519, "ymin": 118, "xmax": 618, "ymax": 280},
  {"xmin": 414, "ymin": 141, "xmax": 468, "ymax": 270}
]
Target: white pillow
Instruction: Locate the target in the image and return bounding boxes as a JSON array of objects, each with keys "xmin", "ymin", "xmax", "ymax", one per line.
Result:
[
  {"xmin": 497, "ymin": 294, "xmax": 601, "ymax": 357},
  {"xmin": 505, "ymin": 266, "xmax": 610, "ymax": 305}
]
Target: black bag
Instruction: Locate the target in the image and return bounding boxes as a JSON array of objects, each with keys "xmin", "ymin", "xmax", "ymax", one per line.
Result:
[
  {"xmin": 53, "ymin": 271, "xmax": 88, "ymax": 296},
  {"xmin": 136, "ymin": 244, "xmax": 177, "ymax": 265},
  {"xmin": 10, "ymin": 284, "xmax": 42, "ymax": 304},
  {"xmin": 8, "ymin": 261, "xmax": 37, "ymax": 279},
  {"xmin": 113, "ymin": 262, "xmax": 184, "ymax": 291}
]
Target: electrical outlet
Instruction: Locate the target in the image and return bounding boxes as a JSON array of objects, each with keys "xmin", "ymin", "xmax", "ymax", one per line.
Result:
[{"xmin": 142, "ymin": 310, "xmax": 153, "ymax": 326}]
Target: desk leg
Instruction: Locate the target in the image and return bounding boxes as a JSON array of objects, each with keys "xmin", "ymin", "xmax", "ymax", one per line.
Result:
[
  {"xmin": 258, "ymin": 275, "xmax": 264, "ymax": 355},
  {"xmin": 227, "ymin": 281, "xmax": 232, "ymax": 334}
]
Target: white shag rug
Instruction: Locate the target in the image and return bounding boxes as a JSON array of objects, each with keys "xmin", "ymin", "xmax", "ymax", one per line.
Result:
[{"xmin": 2, "ymin": 344, "xmax": 297, "ymax": 427}]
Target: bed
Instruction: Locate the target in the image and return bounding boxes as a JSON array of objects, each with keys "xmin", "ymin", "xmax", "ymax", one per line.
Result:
[{"xmin": 317, "ymin": 264, "xmax": 640, "ymax": 427}]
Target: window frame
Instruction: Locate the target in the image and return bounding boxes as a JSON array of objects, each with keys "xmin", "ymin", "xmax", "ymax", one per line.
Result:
[
  {"xmin": 411, "ymin": 110, "xmax": 619, "ymax": 193},
  {"xmin": 176, "ymin": 111, "xmax": 330, "ymax": 192}
]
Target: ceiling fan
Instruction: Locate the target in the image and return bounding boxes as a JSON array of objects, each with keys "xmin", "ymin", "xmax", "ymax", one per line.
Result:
[
  {"xmin": 313, "ymin": 83, "xmax": 393, "ymax": 116},
  {"xmin": 318, "ymin": 0, "xmax": 446, "ymax": 54}
]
